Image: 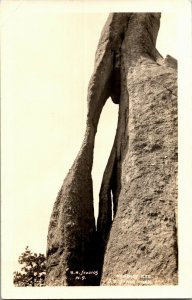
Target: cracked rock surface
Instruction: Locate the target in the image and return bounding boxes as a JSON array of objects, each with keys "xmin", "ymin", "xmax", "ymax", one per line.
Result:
[{"xmin": 46, "ymin": 13, "xmax": 178, "ymax": 286}]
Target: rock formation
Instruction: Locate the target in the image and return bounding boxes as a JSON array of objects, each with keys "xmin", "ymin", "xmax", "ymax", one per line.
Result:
[{"xmin": 46, "ymin": 13, "xmax": 178, "ymax": 286}]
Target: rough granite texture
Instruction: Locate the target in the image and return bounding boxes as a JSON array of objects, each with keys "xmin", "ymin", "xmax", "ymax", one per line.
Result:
[{"xmin": 46, "ymin": 13, "xmax": 178, "ymax": 286}]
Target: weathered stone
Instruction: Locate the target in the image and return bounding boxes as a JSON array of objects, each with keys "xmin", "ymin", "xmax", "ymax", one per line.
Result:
[
  {"xmin": 99, "ymin": 13, "xmax": 177, "ymax": 286},
  {"xmin": 46, "ymin": 13, "xmax": 129, "ymax": 286},
  {"xmin": 46, "ymin": 13, "xmax": 178, "ymax": 286}
]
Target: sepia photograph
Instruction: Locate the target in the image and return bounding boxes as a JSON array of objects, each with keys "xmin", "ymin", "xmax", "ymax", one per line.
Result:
[{"xmin": 1, "ymin": 0, "xmax": 192, "ymax": 299}]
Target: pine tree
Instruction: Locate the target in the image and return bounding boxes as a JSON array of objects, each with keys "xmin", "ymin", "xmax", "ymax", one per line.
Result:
[{"xmin": 13, "ymin": 246, "xmax": 46, "ymax": 286}]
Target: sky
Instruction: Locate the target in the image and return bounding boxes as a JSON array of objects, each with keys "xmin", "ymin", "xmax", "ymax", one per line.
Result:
[{"xmin": 1, "ymin": 0, "xmax": 187, "ymax": 292}]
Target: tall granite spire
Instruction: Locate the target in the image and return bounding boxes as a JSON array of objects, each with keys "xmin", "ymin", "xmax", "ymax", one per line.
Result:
[{"xmin": 46, "ymin": 13, "xmax": 178, "ymax": 286}]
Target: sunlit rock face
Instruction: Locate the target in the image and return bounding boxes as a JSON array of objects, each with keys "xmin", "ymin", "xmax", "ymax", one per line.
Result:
[{"xmin": 46, "ymin": 13, "xmax": 178, "ymax": 286}]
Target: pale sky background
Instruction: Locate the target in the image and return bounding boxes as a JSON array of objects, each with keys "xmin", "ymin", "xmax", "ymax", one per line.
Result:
[
  {"xmin": 1, "ymin": 0, "xmax": 178, "ymax": 269},
  {"xmin": 1, "ymin": 1, "xmax": 192, "ymax": 297}
]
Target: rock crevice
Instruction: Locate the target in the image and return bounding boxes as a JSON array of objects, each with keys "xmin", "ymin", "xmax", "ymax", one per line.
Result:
[{"xmin": 46, "ymin": 13, "xmax": 178, "ymax": 286}]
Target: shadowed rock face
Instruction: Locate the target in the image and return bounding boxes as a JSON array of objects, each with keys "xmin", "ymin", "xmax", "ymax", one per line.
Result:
[{"xmin": 46, "ymin": 13, "xmax": 178, "ymax": 286}]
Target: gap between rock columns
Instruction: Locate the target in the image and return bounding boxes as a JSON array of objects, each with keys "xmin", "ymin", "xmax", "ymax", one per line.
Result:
[
  {"xmin": 45, "ymin": 13, "xmax": 129, "ymax": 286},
  {"xmin": 46, "ymin": 13, "xmax": 178, "ymax": 286}
]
